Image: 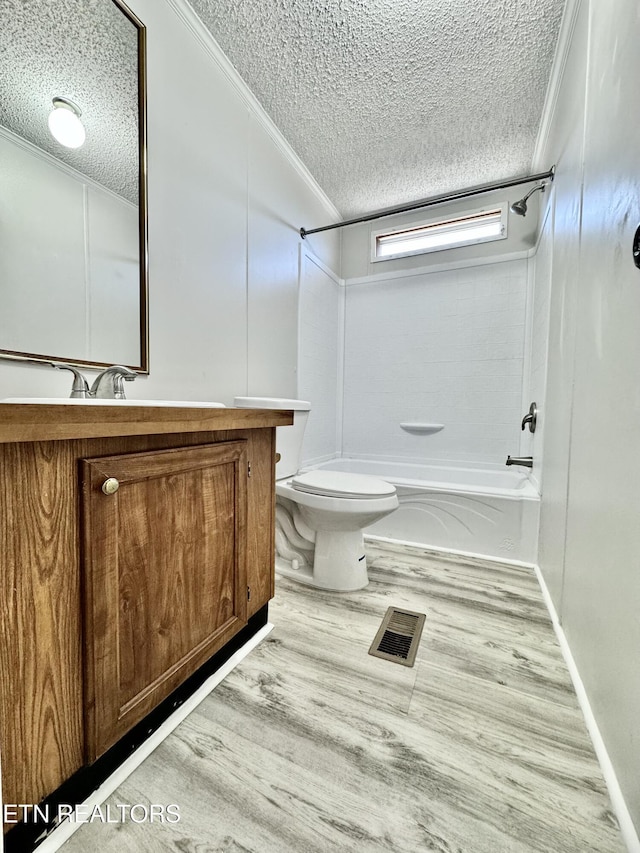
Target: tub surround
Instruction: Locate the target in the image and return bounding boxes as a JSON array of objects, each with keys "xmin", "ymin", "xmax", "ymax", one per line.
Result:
[{"xmin": 340, "ymin": 259, "xmax": 528, "ymax": 468}]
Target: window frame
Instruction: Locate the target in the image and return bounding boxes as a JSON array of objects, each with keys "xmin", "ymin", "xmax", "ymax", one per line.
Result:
[{"xmin": 370, "ymin": 203, "xmax": 509, "ymax": 263}]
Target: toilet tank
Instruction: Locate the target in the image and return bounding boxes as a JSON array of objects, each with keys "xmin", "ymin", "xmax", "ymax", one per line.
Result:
[{"xmin": 233, "ymin": 397, "xmax": 311, "ymax": 479}]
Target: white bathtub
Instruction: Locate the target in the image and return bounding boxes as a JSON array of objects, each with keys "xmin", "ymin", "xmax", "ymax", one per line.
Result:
[{"xmin": 306, "ymin": 458, "xmax": 540, "ymax": 564}]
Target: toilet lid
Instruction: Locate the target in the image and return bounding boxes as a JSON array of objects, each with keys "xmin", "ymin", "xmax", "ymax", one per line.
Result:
[{"xmin": 291, "ymin": 470, "xmax": 396, "ymax": 499}]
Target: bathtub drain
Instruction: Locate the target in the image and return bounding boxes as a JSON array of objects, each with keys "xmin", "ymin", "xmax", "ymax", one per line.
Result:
[{"xmin": 368, "ymin": 607, "xmax": 425, "ymax": 667}]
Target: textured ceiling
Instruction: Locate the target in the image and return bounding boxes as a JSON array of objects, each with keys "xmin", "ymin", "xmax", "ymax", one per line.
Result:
[
  {"xmin": 190, "ymin": 0, "xmax": 565, "ymax": 217},
  {"xmin": 0, "ymin": 0, "xmax": 139, "ymax": 204}
]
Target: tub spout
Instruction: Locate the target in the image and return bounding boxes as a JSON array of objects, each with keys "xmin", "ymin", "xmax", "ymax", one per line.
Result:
[{"xmin": 506, "ymin": 456, "xmax": 533, "ymax": 468}]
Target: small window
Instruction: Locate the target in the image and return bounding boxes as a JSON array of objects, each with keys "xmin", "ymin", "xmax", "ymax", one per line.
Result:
[{"xmin": 371, "ymin": 205, "xmax": 507, "ymax": 262}]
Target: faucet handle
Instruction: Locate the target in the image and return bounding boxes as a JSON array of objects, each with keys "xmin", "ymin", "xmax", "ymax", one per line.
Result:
[
  {"xmin": 521, "ymin": 402, "xmax": 537, "ymax": 433},
  {"xmin": 50, "ymin": 362, "xmax": 90, "ymax": 398}
]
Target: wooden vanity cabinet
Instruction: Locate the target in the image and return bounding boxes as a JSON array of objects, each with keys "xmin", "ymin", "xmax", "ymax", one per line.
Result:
[
  {"xmin": 0, "ymin": 405, "xmax": 290, "ymax": 828},
  {"xmin": 82, "ymin": 440, "xmax": 249, "ymax": 760}
]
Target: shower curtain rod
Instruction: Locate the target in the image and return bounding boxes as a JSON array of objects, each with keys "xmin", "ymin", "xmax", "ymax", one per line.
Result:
[{"xmin": 299, "ymin": 166, "xmax": 555, "ymax": 239}]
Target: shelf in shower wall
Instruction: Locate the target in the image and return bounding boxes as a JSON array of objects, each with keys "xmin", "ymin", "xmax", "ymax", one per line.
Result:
[{"xmin": 399, "ymin": 423, "xmax": 444, "ymax": 435}]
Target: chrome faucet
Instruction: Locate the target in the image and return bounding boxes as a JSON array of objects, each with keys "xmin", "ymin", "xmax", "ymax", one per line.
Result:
[
  {"xmin": 51, "ymin": 362, "xmax": 137, "ymax": 399},
  {"xmin": 506, "ymin": 456, "xmax": 533, "ymax": 468},
  {"xmin": 90, "ymin": 365, "xmax": 137, "ymax": 399}
]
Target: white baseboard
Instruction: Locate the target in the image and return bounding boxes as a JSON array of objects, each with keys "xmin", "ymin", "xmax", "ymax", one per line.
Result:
[
  {"xmin": 34, "ymin": 624, "xmax": 274, "ymax": 853},
  {"xmin": 366, "ymin": 535, "xmax": 639, "ymax": 849},
  {"xmin": 534, "ymin": 566, "xmax": 640, "ymax": 853}
]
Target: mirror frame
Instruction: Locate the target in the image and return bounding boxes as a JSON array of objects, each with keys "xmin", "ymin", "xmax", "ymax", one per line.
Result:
[{"xmin": 0, "ymin": 0, "xmax": 149, "ymax": 374}]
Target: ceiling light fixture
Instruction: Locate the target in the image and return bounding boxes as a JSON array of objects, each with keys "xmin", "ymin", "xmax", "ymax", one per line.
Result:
[{"xmin": 48, "ymin": 97, "xmax": 86, "ymax": 149}]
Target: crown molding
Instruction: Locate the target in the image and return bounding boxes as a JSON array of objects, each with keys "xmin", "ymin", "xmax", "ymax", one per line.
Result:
[
  {"xmin": 532, "ymin": 0, "xmax": 583, "ymax": 170},
  {"xmin": 164, "ymin": 0, "xmax": 341, "ymax": 222}
]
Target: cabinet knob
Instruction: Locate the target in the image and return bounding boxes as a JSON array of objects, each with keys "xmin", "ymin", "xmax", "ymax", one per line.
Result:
[{"xmin": 101, "ymin": 477, "xmax": 120, "ymax": 495}]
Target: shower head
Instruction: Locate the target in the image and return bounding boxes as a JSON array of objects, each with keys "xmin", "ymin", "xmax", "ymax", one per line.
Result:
[
  {"xmin": 510, "ymin": 183, "xmax": 546, "ymax": 217},
  {"xmin": 510, "ymin": 198, "xmax": 529, "ymax": 217}
]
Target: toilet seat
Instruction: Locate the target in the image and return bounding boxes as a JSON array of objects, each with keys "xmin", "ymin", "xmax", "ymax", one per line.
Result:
[{"xmin": 292, "ymin": 470, "xmax": 396, "ymax": 500}]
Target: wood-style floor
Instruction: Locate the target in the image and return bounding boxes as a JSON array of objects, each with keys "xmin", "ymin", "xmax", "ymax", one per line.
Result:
[{"xmin": 61, "ymin": 541, "xmax": 624, "ymax": 852}]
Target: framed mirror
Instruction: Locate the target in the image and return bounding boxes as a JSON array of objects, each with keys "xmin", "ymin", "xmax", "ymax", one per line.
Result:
[{"xmin": 0, "ymin": 0, "xmax": 148, "ymax": 372}]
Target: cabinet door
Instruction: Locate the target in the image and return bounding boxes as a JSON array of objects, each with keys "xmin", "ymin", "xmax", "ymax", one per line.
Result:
[{"xmin": 81, "ymin": 441, "xmax": 247, "ymax": 760}]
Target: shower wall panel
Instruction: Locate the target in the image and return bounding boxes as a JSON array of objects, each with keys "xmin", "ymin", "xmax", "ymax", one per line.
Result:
[{"xmin": 342, "ymin": 258, "xmax": 528, "ymax": 465}]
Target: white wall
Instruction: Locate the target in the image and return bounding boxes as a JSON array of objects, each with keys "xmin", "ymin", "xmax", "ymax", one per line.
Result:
[
  {"xmin": 0, "ymin": 0, "xmax": 340, "ymax": 402},
  {"xmin": 297, "ymin": 247, "xmax": 343, "ymax": 465},
  {"xmin": 534, "ymin": 0, "xmax": 588, "ymax": 608},
  {"xmin": 535, "ymin": 0, "xmax": 640, "ymax": 837},
  {"xmin": 341, "ymin": 258, "xmax": 528, "ymax": 466}
]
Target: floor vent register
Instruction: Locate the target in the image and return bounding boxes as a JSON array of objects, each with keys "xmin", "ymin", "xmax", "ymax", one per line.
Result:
[{"xmin": 368, "ymin": 607, "xmax": 426, "ymax": 667}]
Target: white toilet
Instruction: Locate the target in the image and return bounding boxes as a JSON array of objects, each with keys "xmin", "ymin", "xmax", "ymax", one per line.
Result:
[{"xmin": 234, "ymin": 397, "xmax": 398, "ymax": 591}]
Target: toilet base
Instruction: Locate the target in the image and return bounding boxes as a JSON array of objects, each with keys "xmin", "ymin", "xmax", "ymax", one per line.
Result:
[{"xmin": 276, "ymin": 529, "xmax": 369, "ymax": 591}]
